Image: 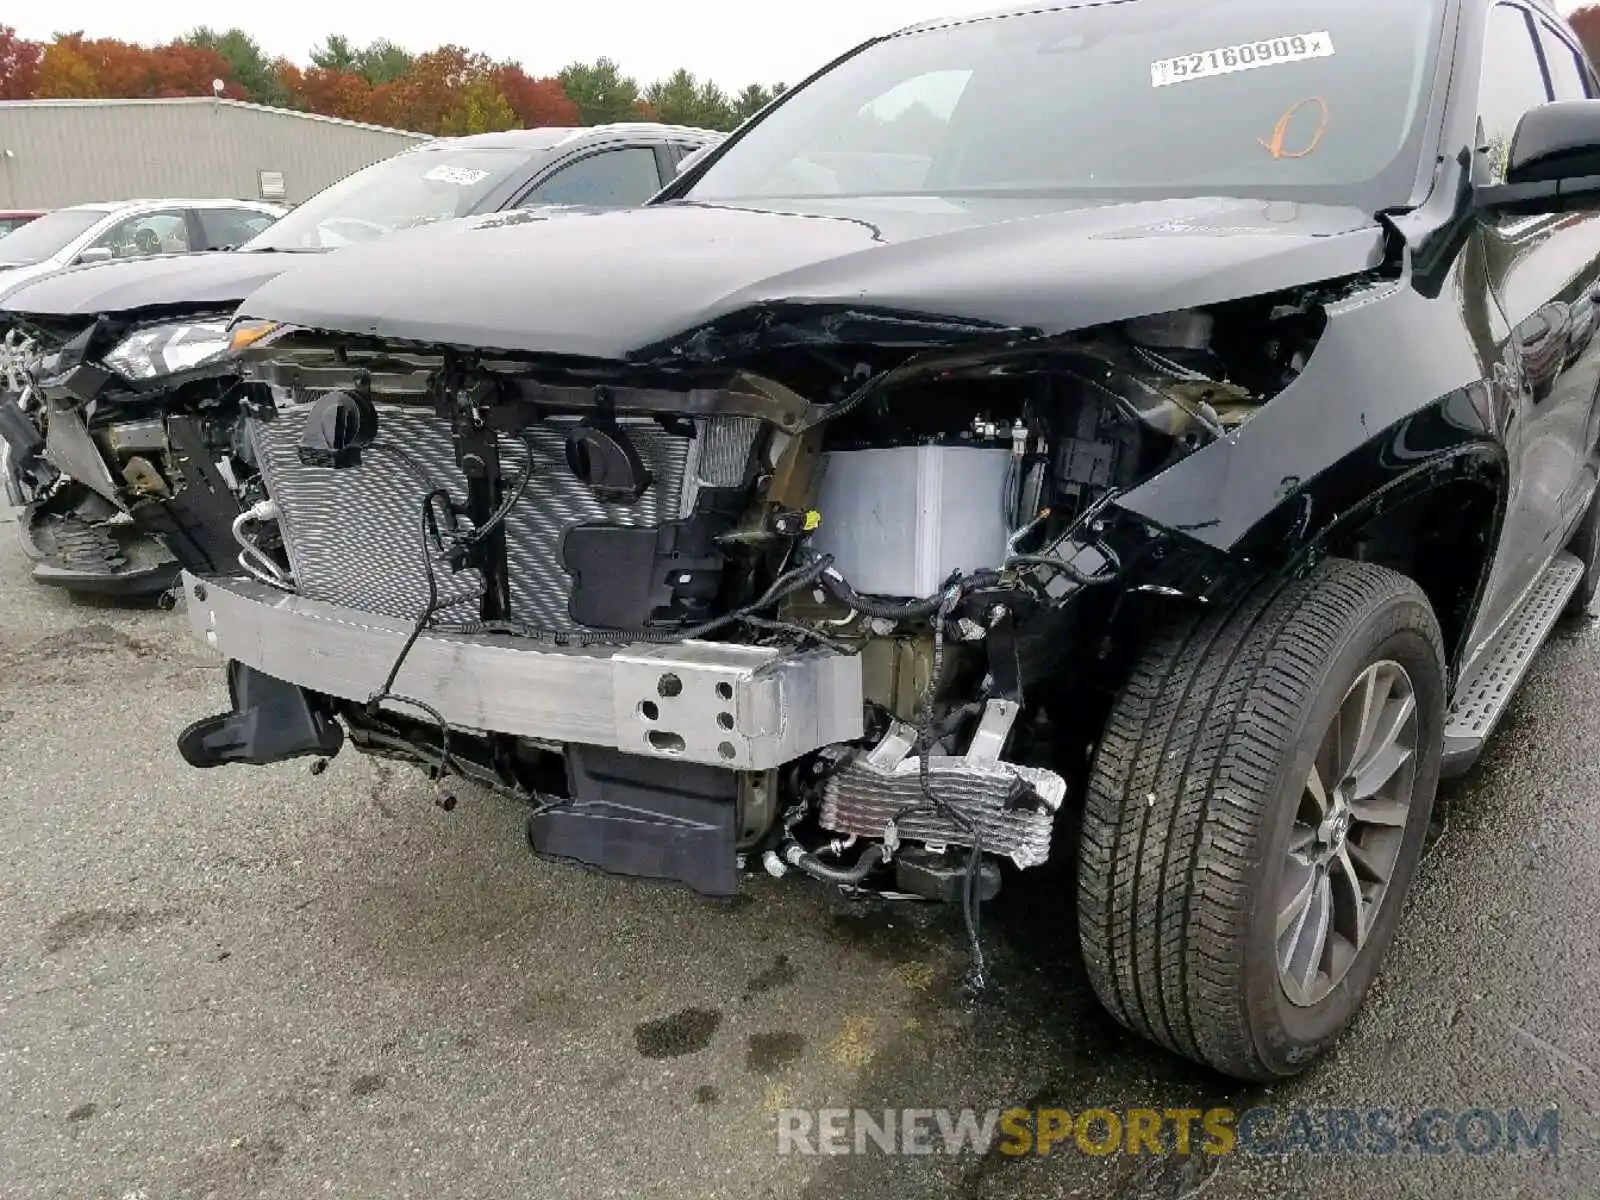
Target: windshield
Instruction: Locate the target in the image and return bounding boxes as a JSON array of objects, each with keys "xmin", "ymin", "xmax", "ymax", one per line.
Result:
[
  {"xmin": 686, "ymin": 0, "xmax": 1445, "ymax": 209},
  {"xmin": 244, "ymin": 146, "xmax": 535, "ymax": 251},
  {"xmin": 0, "ymin": 209, "xmax": 103, "ymax": 265}
]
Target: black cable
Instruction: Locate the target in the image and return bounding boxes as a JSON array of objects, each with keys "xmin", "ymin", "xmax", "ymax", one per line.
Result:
[
  {"xmin": 737, "ymin": 614, "xmax": 855, "ymax": 655},
  {"xmin": 818, "ymin": 567, "xmax": 1002, "ymax": 620},
  {"xmin": 366, "ymin": 488, "xmax": 462, "ymax": 779},
  {"xmin": 455, "ymin": 435, "xmax": 535, "ymax": 552},
  {"xmin": 1007, "ymin": 552, "xmax": 1120, "ymax": 586}
]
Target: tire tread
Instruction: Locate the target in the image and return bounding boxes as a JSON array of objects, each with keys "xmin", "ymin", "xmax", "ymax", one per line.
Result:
[{"xmin": 1077, "ymin": 558, "xmax": 1443, "ymax": 1078}]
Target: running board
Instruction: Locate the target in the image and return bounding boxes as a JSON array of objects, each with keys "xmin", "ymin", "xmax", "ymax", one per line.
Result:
[{"xmin": 1441, "ymin": 551, "xmax": 1584, "ymax": 776}]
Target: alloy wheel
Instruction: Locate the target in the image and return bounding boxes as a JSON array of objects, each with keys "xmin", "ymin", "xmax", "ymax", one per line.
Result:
[{"xmin": 1276, "ymin": 660, "xmax": 1420, "ymax": 1008}]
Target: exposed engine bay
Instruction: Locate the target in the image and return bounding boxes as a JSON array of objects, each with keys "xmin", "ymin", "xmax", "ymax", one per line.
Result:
[
  {"xmin": 172, "ymin": 295, "xmax": 1318, "ymax": 884},
  {"xmin": 153, "ymin": 291, "xmax": 1330, "ymax": 984}
]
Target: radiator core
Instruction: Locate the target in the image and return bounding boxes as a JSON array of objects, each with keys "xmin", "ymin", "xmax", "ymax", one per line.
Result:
[{"xmin": 251, "ymin": 404, "xmax": 757, "ymax": 634}]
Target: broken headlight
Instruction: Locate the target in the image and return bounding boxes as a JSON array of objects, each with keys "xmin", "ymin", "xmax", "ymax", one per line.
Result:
[{"xmin": 102, "ymin": 320, "xmax": 235, "ymax": 381}]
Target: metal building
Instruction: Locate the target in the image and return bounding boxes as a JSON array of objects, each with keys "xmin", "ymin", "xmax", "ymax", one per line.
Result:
[{"xmin": 0, "ymin": 98, "xmax": 429, "ymax": 209}]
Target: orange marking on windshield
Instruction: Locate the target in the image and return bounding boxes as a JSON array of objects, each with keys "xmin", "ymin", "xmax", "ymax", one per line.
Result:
[{"xmin": 1258, "ymin": 96, "xmax": 1329, "ymax": 159}]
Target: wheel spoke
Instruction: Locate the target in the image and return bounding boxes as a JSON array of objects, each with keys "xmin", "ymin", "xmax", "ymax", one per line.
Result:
[
  {"xmin": 1305, "ymin": 764, "xmax": 1331, "ymax": 816},
  {"xmin": 1318, "ymin": 710, "xmax": 1344, "ymax": 787},
  {"xmin": 1350, "ymin": 741, "xmax": 1414, "ymax": 799},
  {"xmin": 1277, "ymin": 862, "xmax": 1317, "ymax": 937},
  {"xmin": 1330, "ymin": 846, "xmax": 1370, "ymax": 951},
  {"xmin": 1285, "ymin": 873, "xmax": 1332, "ymax": 997},
  {"xmin": 1348, "ymin": 796, "xmax": 1409, "ymax": 827},
  {"xmin": 1343, "ymin": 665, "xmax": 1392, "ymax": 775}
]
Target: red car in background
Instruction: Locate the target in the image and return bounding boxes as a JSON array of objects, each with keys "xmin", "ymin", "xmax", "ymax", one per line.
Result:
[{"xmin": 0, "ymin": 211, "xmax": 47, "ymax": 238}]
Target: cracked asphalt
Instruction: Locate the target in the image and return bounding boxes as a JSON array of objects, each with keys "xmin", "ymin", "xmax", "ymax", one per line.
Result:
[{"xmin": 1, "ymin": 503, "xmax": 1597, "ymax": 1199}]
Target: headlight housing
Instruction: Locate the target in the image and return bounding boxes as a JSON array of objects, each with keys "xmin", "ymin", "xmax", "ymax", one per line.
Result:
[{"xmin": 102, "ymin": 320, "xmax": 234, "ymax": 381}]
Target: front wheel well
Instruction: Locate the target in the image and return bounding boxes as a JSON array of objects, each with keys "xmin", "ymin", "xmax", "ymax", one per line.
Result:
[{"xmin": 1323, "ymin": 476, "xmax": 1501, "ymax": 673}]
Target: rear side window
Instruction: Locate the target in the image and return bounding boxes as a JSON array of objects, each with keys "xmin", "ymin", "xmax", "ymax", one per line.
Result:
[
  {"xmin": 1538, "ymin": 24, "xmax": 1593, "ymax": 101},
  {"xmin": 197, "ymin": 207, "xmax": 277, "ymax": 250},
  {"xmin": 517, "ymin": 147, "xmax": 665, "ymax": 208},
  {"xmin": 1479, "ymin": 4, "xmax": 1555, "ymax": 182}
]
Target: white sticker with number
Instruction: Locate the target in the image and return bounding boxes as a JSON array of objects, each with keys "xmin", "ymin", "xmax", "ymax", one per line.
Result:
[
  {"xmin": 422, "ymin": 165, "xmax": 491, "ymax": 186},
  {"xmin": 1150, "ymin": 31, "xmax": 1335, "ymax": 88}
]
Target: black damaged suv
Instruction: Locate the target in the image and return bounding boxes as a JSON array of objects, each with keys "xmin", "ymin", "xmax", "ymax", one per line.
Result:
[{"xmin": 172, "ymin": 0, "xmax": 1600, "ymax": 1080}]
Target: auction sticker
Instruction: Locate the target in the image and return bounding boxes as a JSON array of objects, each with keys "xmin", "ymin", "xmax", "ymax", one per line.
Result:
[
  {"xmin": 1151, "ymin": 31, "xmax": 1335, "ymax": 87},
  {"xmin": 423, "ymin": 165, "xmax": 491, "ymax": 186}
]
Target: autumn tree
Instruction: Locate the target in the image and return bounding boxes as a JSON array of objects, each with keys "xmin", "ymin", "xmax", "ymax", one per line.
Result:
[
  {"xmin": 495, "ymin": 65, "xmax": 579, "ymax": 127},
  {"xmin": 33, "ymin": 38, "xmax": 96, "ymax": 98},
  {"xmin": 558, "ymin": 58, "xmax": 643, "ymax": 125},
  {"xmin": 275, "ymin": 64, "xmax": 374, "ymax": 123},
  {"xmin": 0, "ymin": 26, "xmax": 41, "ymax": 99},
  {"xmin": 32, "ymin": 33, "xmax": 239, "ymax": 99},
  {"xmin": 8, "ymin": 28, "xmax": 783, "ymax": 138}
]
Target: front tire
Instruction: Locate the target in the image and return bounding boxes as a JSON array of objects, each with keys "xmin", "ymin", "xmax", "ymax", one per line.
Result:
[{"xmin": 1077, "ymin": 558, "xmax": 1445, "ymax": 1080}]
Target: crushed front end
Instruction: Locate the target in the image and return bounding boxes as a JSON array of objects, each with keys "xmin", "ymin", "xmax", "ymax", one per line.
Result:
[
  {"xmin": 177, "ymin": 302, "xmax": 1319, "ymax": 909},
  {"xmin": 0, "ymin": 316, "xmax": 260, "ymax": 596}
]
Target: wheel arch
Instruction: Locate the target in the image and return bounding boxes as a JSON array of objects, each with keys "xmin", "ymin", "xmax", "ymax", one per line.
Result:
[{"xmin": 1293, "ymin": 446, "xmax": 1507, "ymax": 680}]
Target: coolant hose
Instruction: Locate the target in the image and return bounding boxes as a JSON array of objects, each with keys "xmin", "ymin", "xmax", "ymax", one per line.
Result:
[{"xmin": 776, "ymin": 840, "xmax": 885, "ymax": 886}]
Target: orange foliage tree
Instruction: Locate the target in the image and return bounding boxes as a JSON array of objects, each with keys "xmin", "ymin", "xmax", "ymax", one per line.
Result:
[
  {"xmin": 495, "ymin": 65, "xmax": 579, "ymax": 128},
  {"xmin": 5, "ymin": 28, "xmax": 782, "ymax": 135},
  {"xmin": 0, "ymin": 25, "xmax": 41, "ymax": 99},
  {"xmin": 33, "ymin": 33, "xmax": 243, "ymax": 99},
  {"xmin": 274, "ymin": 64, "xmax": 374, "ymax": 122}
]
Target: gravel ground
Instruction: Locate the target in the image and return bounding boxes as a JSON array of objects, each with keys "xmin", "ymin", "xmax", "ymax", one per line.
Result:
[{"xmin": 1, "ymin": 506, "xmax": 1596, "ymax": 1199}]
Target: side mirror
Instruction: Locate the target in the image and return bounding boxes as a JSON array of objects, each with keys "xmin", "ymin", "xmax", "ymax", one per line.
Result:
[
  {"xmin": 75, "ymin": 246, "xmax": 113, "ymax": 265},
  {"xmin": 1478, "ymin": 100, "xmax": 1600, "ymax": 216}
]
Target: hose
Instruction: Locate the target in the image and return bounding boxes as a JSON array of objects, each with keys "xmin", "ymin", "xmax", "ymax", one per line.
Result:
[{"xmin": 777, "ymin": 840, "xmax": 886, "ymax": 886}]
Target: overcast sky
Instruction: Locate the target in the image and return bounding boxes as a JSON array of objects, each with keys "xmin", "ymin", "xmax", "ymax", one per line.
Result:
[{"xmin": 12, "ymin": 0, "xmax": 1597, "ymax": 91}]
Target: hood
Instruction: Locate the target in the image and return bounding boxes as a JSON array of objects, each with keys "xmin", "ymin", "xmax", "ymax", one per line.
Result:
[
  {"xmin": 239, "ymin": 196, "xmax": 1387, "ymax": 360},
  {"xmin": 0, "ymin": 251, "xmax": 307, "ymax": 319}
]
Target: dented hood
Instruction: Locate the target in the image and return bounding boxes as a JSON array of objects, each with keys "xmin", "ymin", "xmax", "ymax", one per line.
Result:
[
  {"xmin": 0, "ymin": 250, "xmax": 305, "ymax": 319},
  {"xmin": 240, "ymin": 196, "xmax": 1387, "ymax": 358}
]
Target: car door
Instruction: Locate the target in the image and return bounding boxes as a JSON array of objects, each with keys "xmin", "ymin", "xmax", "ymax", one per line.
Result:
[
  {"xmin": 1472, "ymin": 2, "xmax": 1600, "ymax": 641},
  {"xmin": 511, "ymin": 144, "xmax": 670, "ymax": 209},
  {"xmin": 1530, "ymin": 16, "xmax": 1600, "ymax": 513}
]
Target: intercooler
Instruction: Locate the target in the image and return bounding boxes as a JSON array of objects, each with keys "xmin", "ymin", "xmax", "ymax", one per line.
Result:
[
  {"xmin": 250, "ymin": 402, "xmax": 761, "ymax": 633},
  {"xmin": 819, "ymin": 708, "xmax": 1067, "ymax": 869}
]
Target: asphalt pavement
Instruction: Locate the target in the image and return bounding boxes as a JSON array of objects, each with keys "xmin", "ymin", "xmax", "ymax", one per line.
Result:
[{"xmin": 1, "ymin": 504, "xmax": 1597, "ymax": 1199}]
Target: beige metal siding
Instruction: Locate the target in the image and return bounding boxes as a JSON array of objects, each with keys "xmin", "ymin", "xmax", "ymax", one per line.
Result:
[{"xmin": 0, "ymin": 100, "xmax": 428, "ymax": 208}]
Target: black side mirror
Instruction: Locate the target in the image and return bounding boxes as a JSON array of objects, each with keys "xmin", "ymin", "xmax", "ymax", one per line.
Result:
[{"xmin": 1478, "ymin": 100, "xmax": 1600, "ymax": 216}]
